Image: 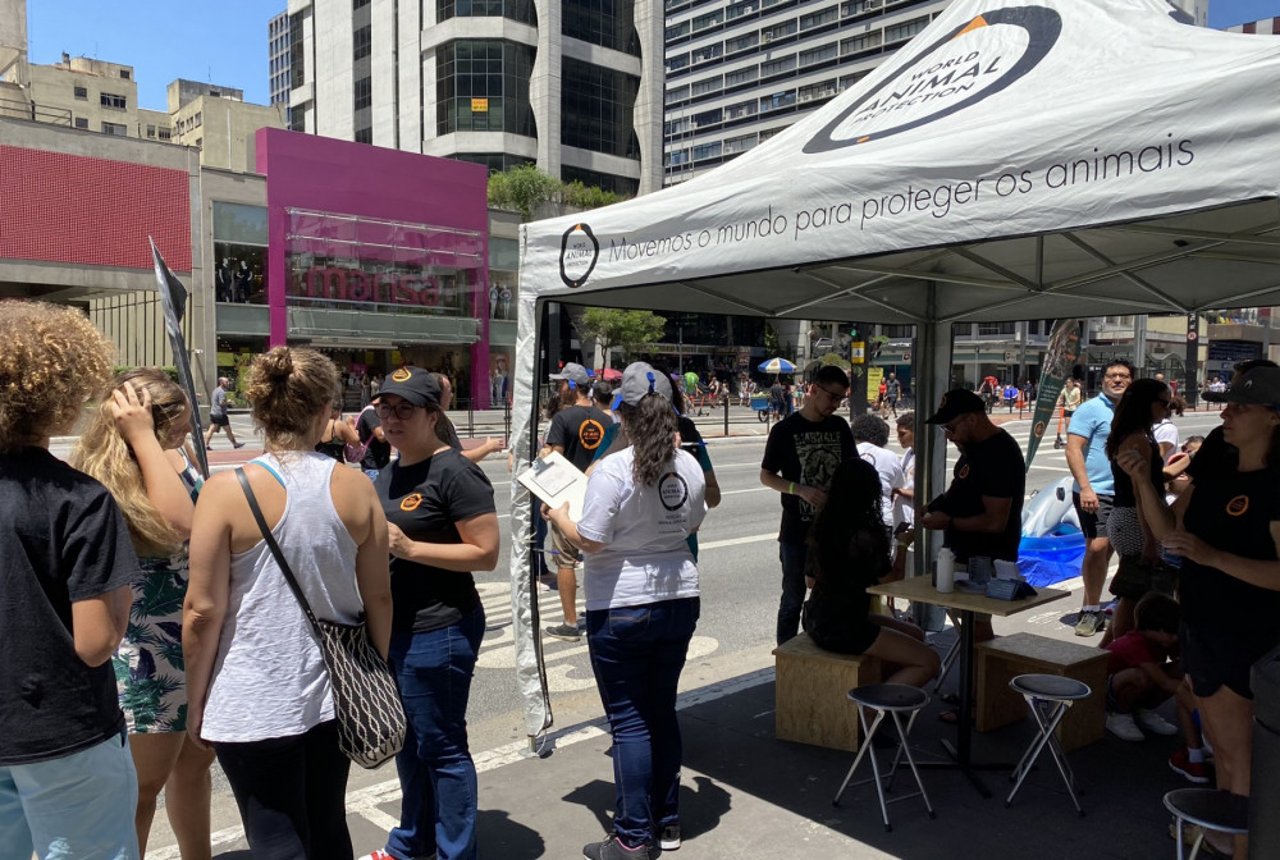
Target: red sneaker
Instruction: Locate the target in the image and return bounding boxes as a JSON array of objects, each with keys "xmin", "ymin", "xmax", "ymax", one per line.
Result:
[{"xmin": 1169, "ymin": 747, "xmax": 1210, "ymax": 784}]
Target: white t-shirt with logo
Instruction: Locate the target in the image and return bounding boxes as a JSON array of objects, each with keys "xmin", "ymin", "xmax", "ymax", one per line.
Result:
[
  {"xmin": 577, "ymin": 447, "xmax": 707, "ymax": 611},
  {"xmin": 857, "ymin": 442, "xmax": 905, "ymax": 528}
]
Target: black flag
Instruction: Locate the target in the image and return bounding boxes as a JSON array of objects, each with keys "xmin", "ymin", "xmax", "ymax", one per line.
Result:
[{"xmin": 150, "ymin": 238, "xmax": 210, "ymax": 478}]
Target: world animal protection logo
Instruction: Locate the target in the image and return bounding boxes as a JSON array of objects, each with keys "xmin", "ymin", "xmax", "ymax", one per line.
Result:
[
  {"xmin": 560, "ymin": 223, "xmax": 600, "ymax": 288},
  {"xmin": 803, "ymin": 5, "xmax": 1062, "ymax": 153}
]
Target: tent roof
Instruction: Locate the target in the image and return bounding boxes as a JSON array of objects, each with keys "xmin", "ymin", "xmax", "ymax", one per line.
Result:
[{"xmin": 518, "ymin": 0, "xmax": 1280, "ymax": 324}]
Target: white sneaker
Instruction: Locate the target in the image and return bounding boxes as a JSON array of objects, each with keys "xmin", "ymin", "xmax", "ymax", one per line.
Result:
[
  {"xmin": 1106, "ymin": 711, "xmax": 1145, "ymax": 742},
  {"xmin": 1136, "ymin": 709, "xmax": 1178, "ymax": 737}
]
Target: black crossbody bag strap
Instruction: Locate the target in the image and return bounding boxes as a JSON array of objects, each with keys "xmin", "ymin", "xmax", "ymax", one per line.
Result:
[{"xmin": 235, "ymin": 467, "xmax": 323, "ymax": 638}]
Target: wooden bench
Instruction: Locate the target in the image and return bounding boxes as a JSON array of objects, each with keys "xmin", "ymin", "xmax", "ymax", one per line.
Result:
[
  {"xmin": 976, "ymin": 632, "xmax": 1108, "ymax": 752},
  {"xmin": 772, "ymin": 632, "xmax": 880, "ymax": 752}
]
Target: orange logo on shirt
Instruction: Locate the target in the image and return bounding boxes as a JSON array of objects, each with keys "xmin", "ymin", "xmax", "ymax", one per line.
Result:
[
  {"xmin": 391, "ymin": 368, "xmax": 412, "ymax": 382},
  {"xmin": 400, "ymin": 493, "xmax": 424, "ymax": 511},
  {"xmin": 1226, "ymin": 495, "xmax": 1250, "ymax": 517},
  {"xmin": 957, "ymin": 464, "xmax": 970, "ymax": 479},
  {"xmin": 580, "ymin": 419, "xmax": 605, "ymax": 450}
]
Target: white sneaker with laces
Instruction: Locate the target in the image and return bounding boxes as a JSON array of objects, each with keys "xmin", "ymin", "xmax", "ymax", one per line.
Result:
[
  {"xmin": 1136, "ymin": 709, "xmax": 1178, "ymax": 736},
  {"xmin": 1106, "ymin": 711, "xmax": 1145, "ymax": 742}
]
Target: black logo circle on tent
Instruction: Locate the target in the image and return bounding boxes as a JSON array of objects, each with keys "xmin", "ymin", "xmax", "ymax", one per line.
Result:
[
  {"xmin": 658, "ymin": 472, "xmax": 689, "ymax": 511},
  {"xmin": 803, "ymin": 6, "xmax": 1062, "ymax": 154},
  {"xmin": 560, "ymin": 223, "xmax": 600, "ymax": 289}
]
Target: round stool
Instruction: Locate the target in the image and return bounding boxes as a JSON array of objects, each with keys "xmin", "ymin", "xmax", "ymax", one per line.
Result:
[
  {"xmin": 1006, "ymin": 674, "xmax": 1092, "ymax": 815},
  {"xmin": 832, "ymin": 683, "xmax": 934, "ymax": 831},
  {"xmin": 1163, "ymin": 788, "xmax": 1249, "ymax": 859}
]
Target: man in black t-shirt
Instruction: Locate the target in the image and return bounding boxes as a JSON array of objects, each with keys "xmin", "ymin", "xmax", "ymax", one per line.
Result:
[
  {"xmin": 541, "ymin": 362, "xmax": 611, "ymax": 641},
  {"xmin": 760, "ymin": 365, "xmax": 855, "ymax": 644},
  {"xmin": 357, "ymin": 403, "xmax": 392, "ymax": 472},
  {"xmin": 921, "ymin": 389, "xmax": 1025, "ymax": 642}
]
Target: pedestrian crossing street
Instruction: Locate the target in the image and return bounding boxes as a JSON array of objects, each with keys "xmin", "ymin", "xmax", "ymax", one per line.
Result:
[{"xmin": 471, "ymin": 581, "xmax": 720, "ymax": 692}]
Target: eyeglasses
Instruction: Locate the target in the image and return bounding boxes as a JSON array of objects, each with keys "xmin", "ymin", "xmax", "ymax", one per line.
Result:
[
  {"xmin": 812, "ymin": 385, "xmax": 846, "ymax": 402},
  {"xmin": 375, "ymin": 401, "xmax": 422, "ymax": 420},
  {"xmin": 942, "ymin": 415, "xmax": 969, "ymax": 434}
]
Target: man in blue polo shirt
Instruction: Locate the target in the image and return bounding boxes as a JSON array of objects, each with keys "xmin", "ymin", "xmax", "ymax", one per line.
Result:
[{"xmin": 1065, "ymin": 360, "xmax": 1132, "ymax": 636}]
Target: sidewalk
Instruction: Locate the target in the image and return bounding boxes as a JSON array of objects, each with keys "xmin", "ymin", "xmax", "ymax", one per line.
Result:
[{"xmin": 180, "ymin": 612, "xmax": 1191, "ymax": 859}]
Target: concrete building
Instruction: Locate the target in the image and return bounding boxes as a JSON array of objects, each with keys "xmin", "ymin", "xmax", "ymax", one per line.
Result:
[
  {"xmin": 269, "ymin": 11, "xmax": 292, "ymax": 116},
  {"xmin": 1222, "ymin": 15, "xmax": 1280, "ymax": 34},
  {"xmin": 283, "ymin": 0, "xmax": 663, "ymax": 195},
  {"xmin": 166, "ymin": 79, "xmax": 286, "ymax": 173}
]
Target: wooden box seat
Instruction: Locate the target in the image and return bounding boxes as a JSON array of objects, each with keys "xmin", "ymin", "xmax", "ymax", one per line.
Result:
[{"xmin": 772, "ymin": 632, "xmax": 880, "ymax": 752}]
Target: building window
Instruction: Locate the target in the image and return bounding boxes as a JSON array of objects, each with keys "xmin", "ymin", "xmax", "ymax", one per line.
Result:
[
  {"xmin": 74, "ymin": 117, "xmax": 88, "ymax": 129},
  {"xmin": 692, "ymin": 141, "xmax": 722, "ymax": 161},
  {"xmin": 355, "ymin": 127, "xmax": 373, "ymax": 143},
  {"xmin": 560, "ymin": 57, "xmax": 641, "ymax": 159},
  {"xmin": 691, "ymin": 75, "xmax": 722, "ymax": 97},
  {"xmin": 725, "ymin": 66, "xmax": 758, "ymax": 87},
  {"xmin": 724, "ymin": 99, "xmax": 756, "ymax": 119},
  {"xmin": 691, "ymin": 9, "xmax": 724, "ymax": 31},
  {"xmin": 665, "ymin": 84, "xmax": 689, "ymax": 105},
  {"xmin": 194, "ymin": 137, "xmax": 203, "ymax": 148},
  {"xmin": 354, "ymin": 76, "xmax": 372, "ymax": 110},
  {"xmin": 667, "ymin": 148, "xmax": 689, "ymax": 167},
  {"xmin": 101, "ymin": 121, "xmax": 127, "ymax": 136},
  {"xmin": 354, "ymin": 0, "xmax": 371, "ymax": 7},
  {"xmin": 691, "ymin": 43, "xmax": 722, "ymax": 64},
  {"xmin": 725, "ymin": 33, "xmax": 758, "ymax": 52},
  {"xmin": 560, "ymin": 165, "xmax": 638, "ymax": 197},
  {"xmin": 886, "ymin": 16, "xmax": 929, "ymax": 43},
  {"xmin": 761, "ymin": 20, "xmax": 796, "ymax": 42},
  {"xmin": 799, "ymin": 44, "xmax": 837, "ymax": 66},
  {"xmin": 726, "ymin": 0, "xmax": 757, "ymax": 20},
  {"xmin": 840, "ymin": 31, "xmax": 881, "ymax": 55},
  {"xmin": 436, "ymin": 40, "xmax": 536, "ymax": 136},
  {"xmin": 353, "ymin": 25, "xmax": 372, "ymax": 60},
  {"xmin": 978, "ymin": 322, "xmax": 1017, "ymax": 336},
  {"xmin": 760, "ymin": 54, "xmax": 796, "ymax": 77},
  {"xmin": 73, "ymin": 85, "xmax": 87, "ymax": 99},
  {"xmin": 665, "ymin": 21, "xmax": 689, "ymax": 41},
  {"xmin": 289, "ymin": 12, "xmax": 306, "ymax": 89},
  {"xmin": 664, "ymin": 116, "xmax": 689, "ymax": 135},
  {"xmin": 440, "ymin": 0, "xmax": 537, "ymax": 22},
  {"xmin": 798, "ymin": 78, "xmax": 838, "ymax": 102},
  {"xmin": 158, "ymin": 127, "xmax": 172, "ymax": 140},
  {"xmin": 146, "ymin": 124, "xmax": 156, "ymax": 138},
  {"xmin": 691, "ymin": 107, "xmax": 722, "ymax": 127},
  {"xmin": 759, "ymin": 89, "xmax": 796, "ymax": 111},
  {"xmin": 799, "ymin": 5, "xmax": 838, "ymax": 29},
  {"xmin": 667, "ymin": 53, "xmax": 689, "ymax": 73},
  {"xmin": 723, "ymin": 132, "xmax": 757, "ymax": 154},
  {"xmin": 119, "ymin": 69, "xmax": 131, "ymax": 79},
  {"xmin": 562, "ymin": 0, "xmax": 639, "ymax": 55},
  {"xmin": 100, "ymin": 92, "xmax": 127, "ymax": 110}
]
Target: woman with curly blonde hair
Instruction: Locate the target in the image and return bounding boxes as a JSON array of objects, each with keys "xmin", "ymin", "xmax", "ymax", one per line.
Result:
[
  {"xmin": 71, "ymin": 368, "xmax": 215, "ymax": 859},
  {"xmin": 0, "ymin": 300, "xmax": 142, "ymax": 858}
]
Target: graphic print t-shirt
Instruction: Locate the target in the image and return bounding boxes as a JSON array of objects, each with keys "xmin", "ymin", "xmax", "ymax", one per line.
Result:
[
  {"xmin": 761, "ymin": 412, "xmax": 854, "ymax": 544},
  {"xmin": 546, "ymin": 404, "xmax": 610, "ymax": 471}
]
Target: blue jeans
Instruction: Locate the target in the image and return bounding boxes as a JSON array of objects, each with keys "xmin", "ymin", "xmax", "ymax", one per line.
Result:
[
  {"xmin": 777, "ymin": 542, "xmax": 808, "ymax": 645},
  {"xmin": 0, "ymin": 730, "xmax": 139, "ymax": 860},
  {"xmin": 386, "ymin": 608, "xmax": 485, "ymax": 860},
  {"xmin": 586, "ymin": 597, "xmax": 700, "ymax": 849}
]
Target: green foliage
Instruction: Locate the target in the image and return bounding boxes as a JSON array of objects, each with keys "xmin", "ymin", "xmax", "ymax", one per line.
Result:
[
  {"xmin": 763, "ymin": 323, "xmax": 781, "ymax": 356},
  {"xmin": 487, "ymin": 165, "xmax": 626, "ymax": 219},
  {"xmin": 817, "ymin": 353, "xmax": 851, "ymax": 370},
  {"xmin": 576, "ymin": 308, "xmax": 668, "ymax": 368}
]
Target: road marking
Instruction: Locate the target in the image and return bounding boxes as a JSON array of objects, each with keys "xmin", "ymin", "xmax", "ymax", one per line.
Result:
[
  {"xmin": 1028, "ymin": 464, "xmax": 1073, "ymax": 473},
  {"xmin": 720, "ymin": 487, "xmax": 768, "ymax": 496},
  {"xmin": 699, "ymin": 533, "xmax": 776, "ymax": 551}
]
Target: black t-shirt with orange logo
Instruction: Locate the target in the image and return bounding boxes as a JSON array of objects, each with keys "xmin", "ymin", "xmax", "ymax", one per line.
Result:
[
  {"xmin": 375, "ymin": 449, "xmax": 496, "ymax": 633},
  {"xmin": 930, "ymin": 428, "xmax": 1025, "ymax": 563},
  {"xmin": 1181, "ymin": 466, "xmax": 1280, "ymax": 644},
  {"xmin": 547, "ymin": 404, "xmax": 610, "ymax": 471}
]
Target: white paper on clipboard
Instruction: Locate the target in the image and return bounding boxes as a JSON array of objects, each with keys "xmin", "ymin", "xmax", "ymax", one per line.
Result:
[{"xmin": 516, "ymin": 451, "xmax": 588, "ymax": 521}]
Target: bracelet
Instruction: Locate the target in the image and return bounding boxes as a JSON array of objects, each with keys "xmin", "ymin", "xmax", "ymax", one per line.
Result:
[{"xmin": 789, "ymin": 481, "xmax": 796, "ymax": 495}]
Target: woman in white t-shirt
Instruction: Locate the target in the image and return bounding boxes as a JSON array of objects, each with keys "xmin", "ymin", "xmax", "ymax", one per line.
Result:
[{"xmin": 544, "ymin": 362, "xmax": 708, "ymax": 860}]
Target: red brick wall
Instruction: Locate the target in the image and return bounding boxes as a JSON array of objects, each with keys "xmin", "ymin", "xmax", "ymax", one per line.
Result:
[{"xmin": 0, "ymin": 145, "xmax": 192, "ymax": 271}]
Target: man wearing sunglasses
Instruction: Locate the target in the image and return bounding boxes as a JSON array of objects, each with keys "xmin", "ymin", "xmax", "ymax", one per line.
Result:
[{"xmin": 759, "ymin": 365, "xmax": 855, "ymax": 645}]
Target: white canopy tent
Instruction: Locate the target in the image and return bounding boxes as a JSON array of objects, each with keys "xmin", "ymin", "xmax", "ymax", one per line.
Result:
[{"xmin": 506, "ymin": 0, "xmax": 1280, "ymax": 737}]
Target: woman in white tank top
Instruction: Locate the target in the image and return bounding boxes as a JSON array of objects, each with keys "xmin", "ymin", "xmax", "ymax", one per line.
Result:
[{"xmin": 184, "ymin": 348, "xmax": 391, "ymax": 860}]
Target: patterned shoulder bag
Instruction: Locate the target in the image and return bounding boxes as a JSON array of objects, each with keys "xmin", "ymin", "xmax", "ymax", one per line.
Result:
[{"xmin": 236, "ymin": 468, "xmax": 406, "ymax": 769}]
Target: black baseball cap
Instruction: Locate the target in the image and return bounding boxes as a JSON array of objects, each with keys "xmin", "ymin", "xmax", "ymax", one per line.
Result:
[
  {"xmin": 925, "ymin": 389, "xmax": 986, "ymax": 424},
  {"xmin": 377, "ymin": 366, "xmax": 441, "ymax": 407},
  {"xmin": 1203, "ymin": 366, "xmax": 1280, "ymax": 408}
]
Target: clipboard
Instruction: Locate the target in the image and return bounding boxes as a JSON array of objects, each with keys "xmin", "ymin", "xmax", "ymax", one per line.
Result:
[{"xmin": 516, "ymin": 451, "xmax": 588, "ymax": 521}]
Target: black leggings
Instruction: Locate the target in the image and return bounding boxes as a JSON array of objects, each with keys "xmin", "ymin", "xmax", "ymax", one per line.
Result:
[{"xmin": 214, "ymin": 720, "xmax": 353, "ymax": 860}]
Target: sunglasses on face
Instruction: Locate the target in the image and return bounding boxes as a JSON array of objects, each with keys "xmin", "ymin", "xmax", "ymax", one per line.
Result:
[{"xmin": 375, "ymin": 401, "xmax": 422, "ymax": 420}]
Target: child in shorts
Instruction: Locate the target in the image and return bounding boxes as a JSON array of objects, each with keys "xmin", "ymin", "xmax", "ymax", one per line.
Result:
[{"xmin": 1103, "ymin": 593, "xmax": 1208, "ymax": 783}]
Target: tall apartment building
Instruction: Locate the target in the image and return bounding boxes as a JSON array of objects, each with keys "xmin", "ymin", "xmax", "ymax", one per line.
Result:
[
  {"xmin": 269, "ymin": 11, "xmax": 293, "ymax": 114},
  {"xmin": 283, "ymin": 0, "xmax": 663, "ymax": 194}
]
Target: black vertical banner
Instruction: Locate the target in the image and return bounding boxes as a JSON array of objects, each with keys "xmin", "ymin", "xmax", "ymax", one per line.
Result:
[
  {"xmin": 1185, "ymin": 312, "xmax": 1200, "ymax": 409},
  {"xmin": 151, "ymin": 238, "xmax": 210, "ymax": 478}
]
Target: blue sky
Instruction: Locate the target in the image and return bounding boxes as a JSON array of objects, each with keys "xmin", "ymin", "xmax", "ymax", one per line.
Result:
[{"xmin": 24, "ymin": 0, "xmax": 1280, "ymax": 113}]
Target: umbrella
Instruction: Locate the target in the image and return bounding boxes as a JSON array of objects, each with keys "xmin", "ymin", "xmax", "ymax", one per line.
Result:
[
  {"xmin": 758, "ymin": 357, "xmax": 796, "ymax": 374},
  {"xmin": 601, "ymin": 367, "xmax": 622, "ymax": 382}
]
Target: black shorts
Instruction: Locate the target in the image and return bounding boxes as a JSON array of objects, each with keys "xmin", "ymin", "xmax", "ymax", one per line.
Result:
[
  {"xmin": 802, "ymin": 602, "xmax": 881, "ymax": 655},
  {"xmin": 1072, "ymin": 492, "xmax": 1115, "ymax": 540},
  {"xmin": 1109, "ymin": 556, "xmax": 1179, "ymax": 600},
  {"xmin": 209, "ymin": 413, "xmax": 230, "ymax": 427},
  {"xmin": 1182, "ymin": 623, "xmax": 1276, "ymax": 700}
]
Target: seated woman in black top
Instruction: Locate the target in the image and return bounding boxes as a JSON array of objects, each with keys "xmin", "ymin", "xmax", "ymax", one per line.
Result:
[
  {"xmin": 802, "ymin": 459, "xmax": 940, "ymax": 687},
  {"xmin": 1103, "ymin": 378, "xmax": 1172, "ymax": 644}
]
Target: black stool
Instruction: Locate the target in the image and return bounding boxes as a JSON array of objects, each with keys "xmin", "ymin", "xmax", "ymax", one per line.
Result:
[
  {"xmin": 1005, "ymin": 674, "xmax": 1091, "ymax": 815},
  {"xmin": 832, "ymin": 683, "xmax": 934, "ymax": 831},
  {"xmin": 1163, "ymin": 788, "xmax": 1249, "ymax": 859}
]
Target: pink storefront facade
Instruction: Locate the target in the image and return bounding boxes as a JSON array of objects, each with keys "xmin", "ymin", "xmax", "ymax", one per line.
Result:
[{"xmin": 255, "ymin": 128, "xmax": 495, "ymax": 408}]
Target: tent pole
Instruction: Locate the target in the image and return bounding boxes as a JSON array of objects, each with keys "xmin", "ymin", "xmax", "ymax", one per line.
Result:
[{"xmin": 912, "ymin": 286, "xmax": 952, "ymax": 631}]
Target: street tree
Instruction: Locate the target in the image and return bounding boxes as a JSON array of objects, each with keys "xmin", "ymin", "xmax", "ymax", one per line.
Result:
[{"xmin": 575, "ymin": 308, "xmax": 667, "ymax": 371}]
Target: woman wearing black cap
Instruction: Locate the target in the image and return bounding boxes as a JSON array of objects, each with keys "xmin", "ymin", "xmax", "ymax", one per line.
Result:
[
  {"xmin": 368, "ymin": 367, "xmax": 499, "ymax": 860},
  {"xmin": 544, "ymin": 362, "xmax": 707, "ymax": 860},
  {"xmin": 1121, "ymin": 365, "xmax": 1280, "ymax": 858}
]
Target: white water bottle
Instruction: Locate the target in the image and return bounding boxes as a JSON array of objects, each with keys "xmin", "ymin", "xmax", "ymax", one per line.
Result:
[{"xmin": 936, "ymin": 547, "xmax": 956, "ymax": 594}]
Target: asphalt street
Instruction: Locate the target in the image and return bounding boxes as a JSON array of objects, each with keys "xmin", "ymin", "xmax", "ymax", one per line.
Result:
[{"xmin": 105, "ymin": 407, "xmax": 1229, "ymax": 857}]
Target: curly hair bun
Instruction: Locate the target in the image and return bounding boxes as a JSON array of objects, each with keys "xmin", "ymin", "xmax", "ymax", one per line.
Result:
[{"xmin": 259, "ymin": 347, "xmax": 295, "ymax": 382}]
